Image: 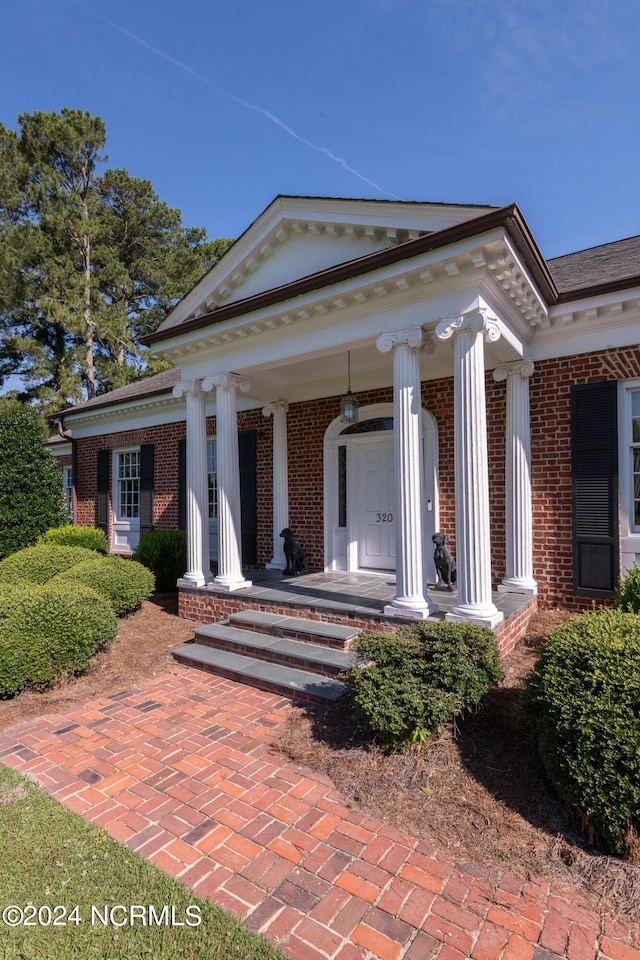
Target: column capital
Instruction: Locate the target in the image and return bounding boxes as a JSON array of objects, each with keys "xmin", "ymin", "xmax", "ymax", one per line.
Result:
[
  {"xmin": 202, "ymin": 372, "xmax": 250, "ymax": 394},
  {"xmin": 435, "ymin": 309, "xmax": 500, "ymax": 344},
  {"xmin": 493, "ymin": 359, "xmax": 535, "ymax": 382},
  {"xmin": 376, "ymin": 325, "xmax": 424, "ymax": 354},
  {"xmin": 262, "ymin": 400, "xmax": 289, "ymax": 418},
  {"xmin": 172, "ymin": 378, "xmax": 204, "ymax": 400}
]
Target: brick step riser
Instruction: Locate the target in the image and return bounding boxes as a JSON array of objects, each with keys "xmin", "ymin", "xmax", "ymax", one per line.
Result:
[
  {"xmin": 191, "ymin": 634, "xmax": 349, "ymax": 679},
  {"xmin": 172, "ymin": 650, "xmax": 340, "ymax": 705},
  {"xmin": 227, "ymin": 622, "xmax": 353, "ymax": 650}
]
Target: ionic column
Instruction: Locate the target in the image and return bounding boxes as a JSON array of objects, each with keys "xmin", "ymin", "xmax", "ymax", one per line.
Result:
[
  {"xmin": 172, "ymin": 379, "xmax": 212, "ymax": 587},
  {"xmin": 262, "ymin": 401, "xmax": 289, "ymax": 570},
  {"xmin": 376, "ymin": 326, "xmax": 435, "ymax": 619},
  {"xmin": 494, "ymin": 361, "xmax": 537, "ymax": 595},
  {"xmin": 202, "ymin": 373, "xmax": 252, "ymax": 592},
  {"xmin": 436, "ymin": 310, "xmax": 503, "ymax": 628}
]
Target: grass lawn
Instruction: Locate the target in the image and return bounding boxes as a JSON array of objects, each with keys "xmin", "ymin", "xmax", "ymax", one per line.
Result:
[{"xmin": 0, "ymin": 764, "xmax": 285, "ymax": 960}]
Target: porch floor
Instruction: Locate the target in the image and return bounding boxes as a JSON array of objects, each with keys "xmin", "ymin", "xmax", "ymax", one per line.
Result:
[{"xmin": 215, "ymin": 569, "xmax": 531, "ymax": 623}]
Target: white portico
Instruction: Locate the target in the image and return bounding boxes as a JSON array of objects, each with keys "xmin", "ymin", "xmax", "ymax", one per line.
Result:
[{"xmin": 144, "ymin": 196, "xmax": 544, "ymax": 627}]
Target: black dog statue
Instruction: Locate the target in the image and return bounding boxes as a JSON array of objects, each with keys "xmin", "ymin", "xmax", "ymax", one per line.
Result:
[
  {"xmin": 432, "ymin": 532, "xmax": 457, "ymax": 591},
  {"xmin": 280, "ymin": 528, "xmax": 307, "ymax": 576}
]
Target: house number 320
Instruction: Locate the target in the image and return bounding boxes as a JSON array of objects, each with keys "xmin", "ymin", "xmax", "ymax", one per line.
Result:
[{"xmin": 376, "ymin": 513, "xmax": 393, "ymax": 523}]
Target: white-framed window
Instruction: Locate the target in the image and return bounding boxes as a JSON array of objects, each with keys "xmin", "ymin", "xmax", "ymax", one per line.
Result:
[
  {"xmin": 62, "ymin": 465, "xmax": 73, "ymax": 520},
  {"xmin": 207, "ymin": 439, "xmax": 218, "ymax": 520},
  {"xmin": 632, "ymin": 390, "xmax": 640, "ymax": 530},
  {"xmin": 112, "ymin": 447, "xmax": 141, "ymax": 554},
  {"xmin": 115, "ymin": 449, "xmax": 141, "ymax": 521},
  {"xmin": 618, "ymin": 381, "xmax": 640, "ymax": 577}
]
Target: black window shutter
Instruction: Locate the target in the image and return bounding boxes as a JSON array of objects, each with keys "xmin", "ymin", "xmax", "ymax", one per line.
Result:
[
  {"xmin": 571, "ymin": 381, "xmax": 619, "ymax": 596},
  {"xmin": 239, "ymin": 430, "xmax": 257, "ymax": 565},
  {"xmin": 96, "ymin": 449, "xmax": 110, "ymax": 536},
  {"xmin": 140, "ymin": 444, "xmax": 154, "ymax": 539},
  {"xmin": 178, "ymin": 438, "xmax": 187, "ymax": 530}
]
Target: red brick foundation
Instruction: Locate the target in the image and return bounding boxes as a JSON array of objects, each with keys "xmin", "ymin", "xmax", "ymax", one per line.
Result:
[{"xmin": 178, "ymin": 586, "xmax": 538, "ymax": 658}]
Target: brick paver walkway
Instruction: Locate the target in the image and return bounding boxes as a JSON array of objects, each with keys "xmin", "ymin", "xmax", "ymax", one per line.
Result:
[{"xmin": 0, "ymin": 665, "xmax": 638, "ymax": 960}]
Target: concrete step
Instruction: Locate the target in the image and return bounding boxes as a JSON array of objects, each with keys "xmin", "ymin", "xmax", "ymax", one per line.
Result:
[
  {"xmin": 172, "ymin": 643, "xmax": 347, "ymax": 703},
  {"xmin": 193, "ymin": 622, "xmax": 357, "ymax": 678},
  {"xmin": 228, "ymin": 609, "xmax": 359, "ymax": 649}
]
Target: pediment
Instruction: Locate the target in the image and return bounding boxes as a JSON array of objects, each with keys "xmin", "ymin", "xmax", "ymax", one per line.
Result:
[{"xmin": 156, "ymin": 196, "xmax": 496, "ymax": 334}]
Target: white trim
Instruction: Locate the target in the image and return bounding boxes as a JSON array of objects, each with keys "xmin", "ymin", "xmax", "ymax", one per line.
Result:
[
  {"xmin": 62, "ymin": 464, "xmax": 73, "ymax": 521},
  {"xmin": 111, "ymin": 447, "xmax": 141, "ymax": 555},
  {"xmin": 618, "ymin": 379, "xmax": 640, "ymax": 575},
  {"xmin": 323, "ymin": 402, "xmax": 439, "ymax": 575}
]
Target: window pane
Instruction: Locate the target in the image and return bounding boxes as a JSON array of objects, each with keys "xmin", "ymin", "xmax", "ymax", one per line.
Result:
[
  {"xmin": 341, "ymin": 417, "xmax": 393, "ymax": 436},
  {"xmin": 634, "ymin": 449, "xmax": 640, "ymax": 528},
  {"xmin": 338, "ymin": 445, "xmax": 347, "ymax": 528},
  {"xmin": 207, "ymin": 440, "xmax": 217, "ymax": 520},
  {"xmin": 118, "ymin": 451, "xmax": 140, "ymax": 518},
  {"xmin": 63, "ymin": 466, "xmax": 73, "ymax": 519},
  {"xmin": 632, "ymin": 392, "xmax": 640, "ymax": 442}
]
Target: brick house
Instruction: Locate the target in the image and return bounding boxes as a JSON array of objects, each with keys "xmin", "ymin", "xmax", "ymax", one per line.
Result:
[{"xmin": 50, "ymin": 195, "xmax": 640, "ymax": 641}]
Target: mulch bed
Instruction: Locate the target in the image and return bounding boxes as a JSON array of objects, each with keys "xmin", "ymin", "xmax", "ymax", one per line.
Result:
[{"xmin": 276, "ymin": 609, "xmax": 640, "ymax": 926}]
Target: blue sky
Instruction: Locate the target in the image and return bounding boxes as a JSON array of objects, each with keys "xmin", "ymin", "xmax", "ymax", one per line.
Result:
[{"xmin": 1, "ymin": 0, "xmax": 639, "ymax": 259}]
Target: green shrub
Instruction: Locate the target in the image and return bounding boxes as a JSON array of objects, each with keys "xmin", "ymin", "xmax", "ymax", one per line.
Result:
[
  {"xmin": 134, "ymin": 529, "xmax": 187, "ymax": 591},
  {"xmin": 0, "ymin": 544, "xmax": 97, "ymax": 585},
  {"xmin": 0, "ymin": 582, "xmax": 118, "ymax": 698},
  {"xmin": 525, "ymin": 609, "xmax": 640, "ymax": 857},
  {"xmin": 38, "ymin": 525, "xmax": 109, "ymax": 554},
  {"xmin": 0, "ymin": 582, "xmax": 39, "ymax": 618},
  {"xmin": 0, "ymin": 399, "xmax": 68, "ymax": 559},
  {"xmin": 615, "ymin": 563, "xmax": 640, "ymax": 614},
  {"xmin": 52, "ymin": 555, "xmax": 155, "ymax": 616},
  {"xmin": 347, "ymin": 621, "xmax": 504, "ymax": 747}
]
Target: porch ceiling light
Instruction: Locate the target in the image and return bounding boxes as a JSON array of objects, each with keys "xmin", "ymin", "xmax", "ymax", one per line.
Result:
[{"xmin": 340, "ymin": 351, "xmax": 359, "ymax": 424}]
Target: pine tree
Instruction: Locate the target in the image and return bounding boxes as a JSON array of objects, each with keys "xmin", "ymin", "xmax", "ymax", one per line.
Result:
[{"xmin": 0, "ymin": 109, "xmax": 231, "ymax": 413}]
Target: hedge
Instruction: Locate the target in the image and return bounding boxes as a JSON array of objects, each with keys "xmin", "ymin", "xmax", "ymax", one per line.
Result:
[
  {"xmin": 0, "ymin": 545, "xmax": 97, "ymax": 585},
  {"xmin": 134, "ymin": 529, "xmax": 187, "ymax": 591},
  {"xmin": 525, "ymin": 609, "xmax": 640, "ymax": 858},
  {"xmin": 615, "ymin": 562, "xmax": 640, "ymax": 614},
  {"xmin": 51, "ymin": 556, "xmax": 155, "ymax": 617},
  {"xmin": 347, "ymin": 620, "xmax": 504, "ymax": 747},
  {"xmin": 0, "ymin": 582, "xmax": 118, "ymax": 698},
  {"xmin": 38, "ymin": 525, "xmax": 109, "ymax": 555}
]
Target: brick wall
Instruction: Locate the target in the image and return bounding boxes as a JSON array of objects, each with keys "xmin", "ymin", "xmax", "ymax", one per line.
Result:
[
  {"xmin": 72, "ymin": 341, "xmax": 640, "ymax": 610},
  {"xmin": 75, "ymin": 422, "xmax": 187, "ymax": 545},
  {"xmin": 529, "ymin": 344, "xmax": 640, "ymax": 608}
]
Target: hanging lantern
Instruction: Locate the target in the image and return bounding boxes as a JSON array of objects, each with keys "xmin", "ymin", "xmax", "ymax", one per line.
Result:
[{"xmin": 340, "ymin": 351, "xmax": 359, "ymax": 424}]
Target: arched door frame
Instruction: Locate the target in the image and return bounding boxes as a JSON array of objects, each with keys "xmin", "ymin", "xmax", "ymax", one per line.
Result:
[{"xmin": 323, "ymin": 402, "xmax": 439, "ymax": 576}]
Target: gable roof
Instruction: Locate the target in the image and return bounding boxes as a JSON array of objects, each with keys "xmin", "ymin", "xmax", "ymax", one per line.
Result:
[
  {"xmin": 152, "ymin": 195, "xmax": 499, "ymax": 336},
  {"xmin": 548, "ymin": 235, "xmax": 640, "ymax": 300},
  {"xmin": 56, "ymin": 367, "xmax": 181, "ymax": 419},
  {"xmin": 142, "ymin": 202, "xmax": 556, "ymax": 346}
]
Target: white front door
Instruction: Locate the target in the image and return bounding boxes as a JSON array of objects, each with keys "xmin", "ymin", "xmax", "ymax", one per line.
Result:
[{"xmin": 355, "ymin": 438, "xmax": 396, "ymax": 571}]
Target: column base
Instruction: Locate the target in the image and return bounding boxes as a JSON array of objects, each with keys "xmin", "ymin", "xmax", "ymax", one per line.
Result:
[
  {"xmin": 210, "ymin": 575, "xmax": 253, "ymax": 593},
  {"xmin": 446, "ymin": 604, "xmax": 503, "ymax": 629},
  {"xmin": 266, "ymin": 560, "xmax": 286, "ymax": 571},
  {"xmin": 384, "ymin": 596, "xmax": 437, "ymax": 620},
  {"xmin": 177, "ymin": 573, "xmax": 213, "ymax": 589},
  {"xmin": 498, "ymin": 579, "xmax": 538, "ymax": 596}
]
